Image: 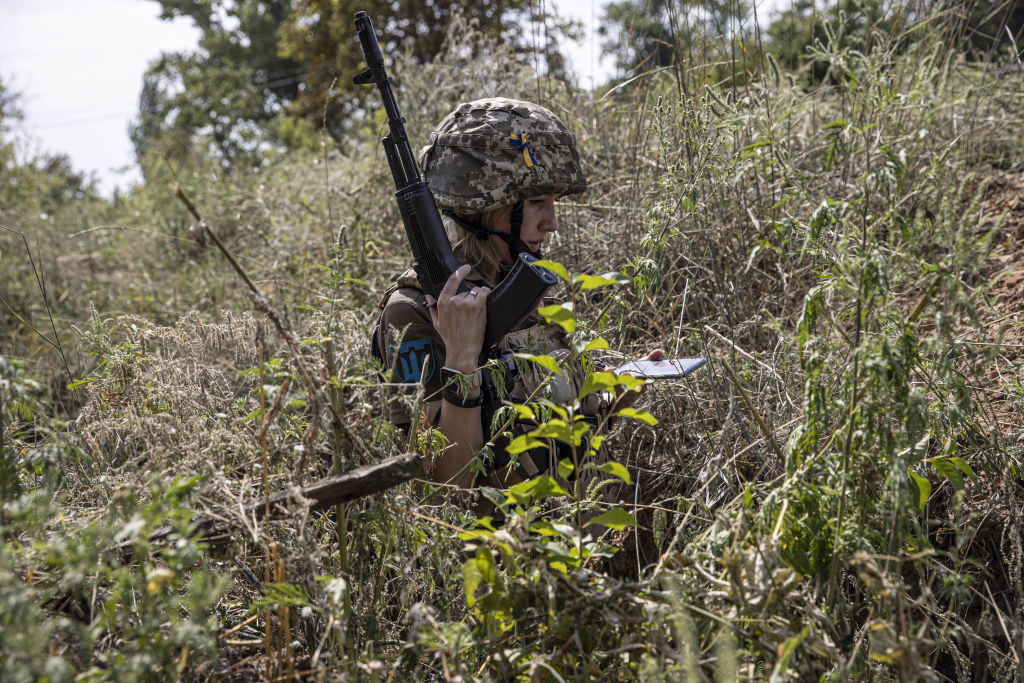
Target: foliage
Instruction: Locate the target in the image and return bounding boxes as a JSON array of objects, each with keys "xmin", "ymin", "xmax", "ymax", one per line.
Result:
[
  {"xmin": 0, "ymin": 78, "xmax": 100, "ymax": 216},
  {"xmin": 278, "ymin": 0, "xmax": 580, "ymax": 137},
  {"xmin": 132, "ymin": 0, "xmax": 303, "ymax": 165},
  {"xmin": 600, "ymin": 0, "xmax": 747, "ymax": 79},
  {"xmin": 134, "ymin": 0, "xmax": 576, "ymax": 165},
  {"xmin": 3, "ymin": 2, "xmax": 1024, "ymax": 679},
  {"xmin": 766, "ymin": 0, "xmax": 1024, "ymax": 84},
  {"xmin": 1, "ymin": 356, "xmax": 226, "ymax": 680}
]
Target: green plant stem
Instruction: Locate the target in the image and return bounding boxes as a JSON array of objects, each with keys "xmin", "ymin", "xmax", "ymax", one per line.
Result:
[
  {"xmin": 830, "ymin": 131, "xmax": 875, "ymax": 601},
  {"xmin": 0, "ymin": 224, "xmax": 73, "ymax": 386},
  {"xmin": 718, "ymin": 355, "xmax": 785, "ymax": 463}
]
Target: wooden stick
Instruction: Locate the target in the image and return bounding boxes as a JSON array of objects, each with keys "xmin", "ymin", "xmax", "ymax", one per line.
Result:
[
  {"xmin": 138, "ymin": 453, "xmax": 419, "ymax": 550},
  {"xmin": 172, "ymin": 184, "xmax": 362, "ymax": 456},
  {"xmin": 243, "ymin": 452, "xmax": 418, "ymax": 522}
]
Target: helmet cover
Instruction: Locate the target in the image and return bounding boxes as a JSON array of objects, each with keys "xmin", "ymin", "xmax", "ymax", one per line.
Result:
[{"xmin": 418, "ymin": 98, "xmax": 587, "ymax": 214}]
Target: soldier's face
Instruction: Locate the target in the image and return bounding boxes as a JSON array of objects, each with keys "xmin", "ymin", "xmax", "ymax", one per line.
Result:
[{"xmin": 491, "ymin": 193, "xmax": 559, "ymax": 260}]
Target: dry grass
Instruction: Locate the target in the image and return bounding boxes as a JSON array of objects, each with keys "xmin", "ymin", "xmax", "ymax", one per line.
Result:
[{"xmin": 3, "ymin": 5, "xmax": 1024, "ymax": 680}]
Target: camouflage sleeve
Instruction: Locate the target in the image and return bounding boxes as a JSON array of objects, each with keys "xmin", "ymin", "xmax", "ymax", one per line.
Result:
[{"xmin": 379, "ymin": 287, "xmax": 446, "ymax": 428}]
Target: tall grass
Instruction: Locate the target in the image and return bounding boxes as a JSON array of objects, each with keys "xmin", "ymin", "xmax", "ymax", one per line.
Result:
[{"xmin": 2, "ymin": 2, "xmax": 1023, "ymax": 679}]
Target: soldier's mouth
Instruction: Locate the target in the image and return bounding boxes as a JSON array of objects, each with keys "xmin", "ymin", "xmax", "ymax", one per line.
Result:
[{"xmin": 527, "ymin": 241, "xmax": 542, "ymax": 252}]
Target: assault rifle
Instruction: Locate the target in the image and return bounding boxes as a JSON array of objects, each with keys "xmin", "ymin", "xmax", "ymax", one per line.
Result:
[{"xmin": 353, "ymin": 11, "xmax": 557, "ymax": 350}]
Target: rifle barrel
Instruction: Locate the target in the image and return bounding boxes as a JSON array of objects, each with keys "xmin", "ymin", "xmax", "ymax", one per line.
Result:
[{"xmin": 354, "ymin": 11, "xmax": 420, "ymax": 188}]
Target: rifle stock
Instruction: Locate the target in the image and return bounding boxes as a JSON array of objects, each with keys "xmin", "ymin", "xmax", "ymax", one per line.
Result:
[{"xmin": 353, "ymin": 11, "xmax": 557, "ymax": 350}]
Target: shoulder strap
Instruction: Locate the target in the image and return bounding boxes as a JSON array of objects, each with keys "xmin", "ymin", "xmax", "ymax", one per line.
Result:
[
  {"xmin": 372, "ymin": 269, "xmax": 421, "ymax": 365},
  {"xmin": 376, "ymin": 268, "xmax": 421, "ymax": 311}
]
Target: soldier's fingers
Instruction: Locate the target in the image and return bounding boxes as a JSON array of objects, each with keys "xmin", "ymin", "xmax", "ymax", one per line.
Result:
[
  {"xmin": 425, "ymin": 295, "xmax": 440, "ymax": 327},
  {"xmin": 439, "ymin": 264, "xmax": 471, "ymax": 302}
]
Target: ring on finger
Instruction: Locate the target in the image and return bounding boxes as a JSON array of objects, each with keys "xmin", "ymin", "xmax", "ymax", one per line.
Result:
[{"xmin": 469, "ymin": 288, "xmax": 480, "ymax": 297}]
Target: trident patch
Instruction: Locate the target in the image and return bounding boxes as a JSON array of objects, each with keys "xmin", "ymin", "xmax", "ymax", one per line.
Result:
[{"xmin": 395, "ymin": 337, "xmax": 435, "ymax": 384}]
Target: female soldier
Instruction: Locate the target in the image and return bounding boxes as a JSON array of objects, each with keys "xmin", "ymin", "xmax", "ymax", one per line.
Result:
[{"xmin": 374, "ymin": 97, "xmax": 660, "ymax": 490}]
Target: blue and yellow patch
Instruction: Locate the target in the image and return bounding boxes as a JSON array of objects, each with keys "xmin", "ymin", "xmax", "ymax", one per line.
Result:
[{"xmin": 395, "ymin": 338, "xmax": 435, "ymax": 384}]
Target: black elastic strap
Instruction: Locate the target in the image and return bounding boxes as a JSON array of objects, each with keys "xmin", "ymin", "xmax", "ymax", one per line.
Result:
[
  {"xmin": 443, "ymin": 204, "xmax": 540, "ymax": 259},
  {"xmin": 441, "ymin": 388, "xmax": 484, "ymax": 408}
]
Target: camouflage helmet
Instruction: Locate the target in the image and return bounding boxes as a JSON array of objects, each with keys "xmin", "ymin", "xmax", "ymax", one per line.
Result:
[{"xmin": 418, "ymin": 98, "xmax": 587, "ymax": 214}]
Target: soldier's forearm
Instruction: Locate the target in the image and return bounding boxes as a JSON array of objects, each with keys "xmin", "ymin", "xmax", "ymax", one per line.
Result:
[{"xmin": 433, "ymin": 402, "xmax": 484, "ymax": 489}]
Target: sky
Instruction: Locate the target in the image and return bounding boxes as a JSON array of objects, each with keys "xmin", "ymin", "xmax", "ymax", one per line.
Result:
[
  {"xmin": 0, "ymin": 0, "xmax": 201, "ymax": 196},
  {"xmin": 0, "ymin": 1, "xmax": 642, "ymax": 197}
]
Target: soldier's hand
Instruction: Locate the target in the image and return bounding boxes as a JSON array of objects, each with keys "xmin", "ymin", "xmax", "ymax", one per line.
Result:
[
  {"xmin": 612, "ymin": 348, "xmax": 664, "ymax": 410},
  {"xmin": 426, "ymin": 265, "xmax": 490, "ymax": 373}
]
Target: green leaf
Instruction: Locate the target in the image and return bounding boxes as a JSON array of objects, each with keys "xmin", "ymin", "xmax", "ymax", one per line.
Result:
[
  {"xmin": 544, "ymin": 401, "xmax": 568, "ymax": 420},
  {"xmin": 613, "ymin": 374, "xmax": 647, "ymax": 391},
  {"xmin": 533, "ymin": 417, "xmax": 590, "ymax": 446},
  {"xmin": 742, "ymin": 137, "xmax": 775, "ymax": 152},
  {"xmin": 927, "ymin": 457, "xmax": 964, "ymax": 492},
  {"xmin": 531, "ymin": 259, "xmax": 569, "ymax": 281},
  {"xmin": 505, "ymin": 434, "xmax": 546, "ymax": 455},
  {"xmin": 908, "ymin": 468, "xmax": 930, "ymax": 512},
  {"xmin": 743, "ymin": 485, "xmax": 753, "ymax": 508},
  {"xmin": 514, "ymin": 353, "xmax": 561, "ymax": 374},
  {"xmin": 584, "ymin": 460, "xmax": 631, "ymax": 484},
  {"xmin": 548, "ymin": 560, "xmax": 569, "ymax": 576},
  {"xmin": 613, "ymin": 407, "xmax": 659, "ymax": 425},
  {"xmin": 458, "ymin": 528, "xmax": 490, "ymax": 542},
  {"xmin": 462, "ymin": 547, "xmax": 496, "ymax": 609},
  {"xmin": 513, "ymin": 404, "xmax": 536, "ymax": 421},
  {"xmin": 579, "ymin": 371, "xmax": 620, "ymax": 400},
  {"xmin": 530, "ymin": 520, "xmax": 559, "ymax": 537},
  {"xmin": 770, "ymin": 625, "xmax": 811, "ymax": 683},
  {"xmin": 586, "ymin": 508, "xmax": 637, "ymax": 530},
  {"xmin": 948, "ymin": 456, "xmax": 977, "ymax": 482},
  {"xmin": 537, "ymin": 303, "xmax": 576, "ymax": 333},
  {"xmin": 557, "ymin": 458, "xmax": 575, "ymax": 479},
  {"xmin": 506, "ymin": 475, "xmax": 568, "ymax": 507},
  {"xmin": 67, "ymin": 377, "xmax": 95, "ymax": 391},
  {"xmin": 572, "ymin": 336, "xmax": 610, "ymax": 355},
  {"xmin": 478, "ymin": 489, "xmax": 507, "ymax": 516},
  {"xmin": 573, "ymin": 272, "xmax": 629, "ymax": 291}
]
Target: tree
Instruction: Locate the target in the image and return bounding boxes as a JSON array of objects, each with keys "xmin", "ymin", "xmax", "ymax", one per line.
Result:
[
  {"xmin": 599, "ymin": 0, "xmax": 749, "ymax": 80},
  {"xmin": 1, "ymin": 77, "xmax": 21, "ymax": 173},
  {"xmin": 0, "ymin": 78, "xmax": 97, "ymax": 220},
  {"xmin": 765, "ymin": 0, "xmax": 1024, "ymax": 85},
  {"xmin": 939, "ymin": 0, "xmax": 1024, "ymax": 59},
  {"xmin": 133, "ymin": 0, "xmax": 567, "ymax": 167},
  {"xmin": 279, "ymin": 0, "xmax": 539, "ymax": 132},
  {"xmin": 131, "ymin": 0, "xmax": 303, "ymax": 165}
]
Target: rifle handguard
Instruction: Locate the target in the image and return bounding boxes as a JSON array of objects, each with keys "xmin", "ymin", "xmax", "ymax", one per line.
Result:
[{"xmin": 484, "ymin": 254, "xmax": 558, "ymax": 349}]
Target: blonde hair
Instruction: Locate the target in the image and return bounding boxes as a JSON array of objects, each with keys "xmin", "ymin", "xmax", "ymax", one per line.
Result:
[{"xmin": 446, "ymin": 204, "xmax": 512, "ymax": 284}]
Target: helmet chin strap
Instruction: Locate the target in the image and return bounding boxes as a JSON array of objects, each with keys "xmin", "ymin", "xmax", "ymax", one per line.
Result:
[{"xmin": 443, "ymin": 203, "xmax": 541, "ymax": 260}]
